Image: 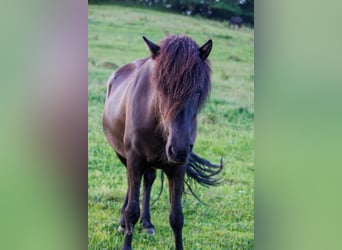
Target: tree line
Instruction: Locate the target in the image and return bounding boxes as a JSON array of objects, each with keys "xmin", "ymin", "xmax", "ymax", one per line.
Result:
[{"xmin": 89, "ymin": 0, "xmax": 254, "ymax": 26}]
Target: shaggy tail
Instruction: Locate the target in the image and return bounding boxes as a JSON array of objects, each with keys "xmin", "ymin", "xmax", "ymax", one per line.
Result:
[
  {"xmin": 152, "ymin": 153, "xmax": 223, "ymax": 204},
  {"xmin": 184, "ymin": 153, "xmax": 223, "ymax": 201}
]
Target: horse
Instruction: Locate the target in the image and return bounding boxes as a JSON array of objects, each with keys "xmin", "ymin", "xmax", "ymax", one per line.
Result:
[
  {"xmin": 229, "ymin": 16, "xmax": 243, "ymax": 29},
  {"xmin": 102, "ymin": 35, "xmax": 223, "ymax": 250}
]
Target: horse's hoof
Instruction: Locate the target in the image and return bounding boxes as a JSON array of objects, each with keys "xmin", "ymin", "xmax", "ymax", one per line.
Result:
[
  {"xmin": 118, "ymin": 225, "xmax": 125, "ymax": 233},
  {"xmin": 142, "ymin": 227, "xmax": 155, "ymax": 235}
]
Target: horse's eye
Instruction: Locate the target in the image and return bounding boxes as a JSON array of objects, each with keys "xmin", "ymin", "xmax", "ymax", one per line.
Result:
[{"xmin": 195, "ymin": 91, "xmax": 201, "ymax": 105}]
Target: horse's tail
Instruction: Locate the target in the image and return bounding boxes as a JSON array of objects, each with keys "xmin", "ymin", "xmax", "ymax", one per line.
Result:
[
  {"xmin": 184, "ymin": 153, "xmax": 223, "ymax": 201},
  {"xmin": 151, "ymin": 170, "xmax": 164, "ymax": 206},
  {"xmin": 151, "ymin": 153, "xmax": 223, "ymax": 204}
]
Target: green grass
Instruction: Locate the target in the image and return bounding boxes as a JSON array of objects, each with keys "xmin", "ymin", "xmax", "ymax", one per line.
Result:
[{"xmin": 88, "ymin": 4, "xmax": 254, "ymax": 249}]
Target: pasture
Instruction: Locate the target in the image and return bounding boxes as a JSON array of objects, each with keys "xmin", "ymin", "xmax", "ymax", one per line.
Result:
[{"xmin": 88, "ymin": 4, "xmax": 254, "ymax": 250}]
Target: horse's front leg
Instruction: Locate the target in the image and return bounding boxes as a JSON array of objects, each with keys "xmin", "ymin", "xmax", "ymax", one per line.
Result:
[
  {"xmin": 166, "ymin": 165, "xmax": 186, "ymax": 250},
  {"xmin": 122, "ymin": 155, "xmax": 145, "ymax": 250},
  {"xmin": 140, "ymin": 168, "xmax": 156, "ymax": 234}
]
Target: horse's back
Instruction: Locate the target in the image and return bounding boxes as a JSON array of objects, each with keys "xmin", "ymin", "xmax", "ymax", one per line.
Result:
[{"xmin": 106, "ymin": 58, "xmax": 147, "ymax": 99}]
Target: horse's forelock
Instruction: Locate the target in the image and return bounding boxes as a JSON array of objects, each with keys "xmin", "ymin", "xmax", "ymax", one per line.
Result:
[{"xmin": 152, "ymin": 35, "xmax": 211, "ymax": 125}]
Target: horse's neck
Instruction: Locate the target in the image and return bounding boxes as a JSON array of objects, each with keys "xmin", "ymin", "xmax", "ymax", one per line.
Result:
[{"xmin": 145, "ymin": 64, "xmax": 165, "ymax": 128}]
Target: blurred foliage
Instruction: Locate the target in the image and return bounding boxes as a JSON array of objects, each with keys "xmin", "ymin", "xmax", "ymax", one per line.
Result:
[{"xmin": 88, "ymin": 0, "xmax": 254, "ymax": 26}]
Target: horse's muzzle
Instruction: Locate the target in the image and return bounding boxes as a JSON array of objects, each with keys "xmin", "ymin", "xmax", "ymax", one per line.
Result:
[{"xmin": 167, "ymin": 146, "xmax": 189, "ymax": 165}]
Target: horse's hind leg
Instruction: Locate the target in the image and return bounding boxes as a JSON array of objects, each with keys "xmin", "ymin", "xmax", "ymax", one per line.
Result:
[
  {"xmin": 140, "ymin": 168, "xmax": 156, "ymax": 234},
  {"xmin": 118, "ymin": 191, "xmax": 128, "ymax": 233},
  {"xmin": 116, "ymin": 152, "xmax": 128, "ymax": 233}
]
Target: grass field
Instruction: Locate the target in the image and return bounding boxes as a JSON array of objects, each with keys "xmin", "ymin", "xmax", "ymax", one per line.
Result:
[{"xmin": 88, "ymin": 4, "xmax": 254, "ymax": 249}]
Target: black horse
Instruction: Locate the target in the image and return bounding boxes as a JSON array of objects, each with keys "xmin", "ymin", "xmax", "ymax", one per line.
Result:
[
  {"xmin": 103, "ymin": 35, "xmax": 222, "ymax": 250},
  {"xmin": 229, "ymin": 16, "xmax": 243, "ymax": 29}
]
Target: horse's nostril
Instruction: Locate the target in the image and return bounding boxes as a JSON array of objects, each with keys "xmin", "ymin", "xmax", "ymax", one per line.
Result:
[
  {"xmin": 169, "ymin": 146, "xmax": 176, "ymax": 157},
  {"xmin": 168, "ymin": 146, "xmax": 188, "ymax": 163}
]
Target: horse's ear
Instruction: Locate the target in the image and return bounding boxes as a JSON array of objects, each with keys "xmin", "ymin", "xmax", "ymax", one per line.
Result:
[
  {"xmin": 143, "ymin": 36, "xmax": 160, "ymax": 59},
  {"xmin": 199, "ymin": 39, "xmax": 213, "ymax": 61}
]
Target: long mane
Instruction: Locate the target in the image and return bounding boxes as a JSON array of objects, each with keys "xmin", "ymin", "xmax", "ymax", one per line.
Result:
[{"xmin": 152, "ymin": 35, "xmax": 211, "ymax": 125}]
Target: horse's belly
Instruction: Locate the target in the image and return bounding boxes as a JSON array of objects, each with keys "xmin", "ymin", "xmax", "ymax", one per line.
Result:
[
  {"xmin": 103, "ymin": 118, "xmax": 126, "ymax": 157},
  {"xmin": 103, "ymin": 84, "xmax": 128, "ymax": 157}
]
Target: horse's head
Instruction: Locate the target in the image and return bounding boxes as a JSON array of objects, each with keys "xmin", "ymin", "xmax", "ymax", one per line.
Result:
[
  {"xmin": 165, "ymin": 92, "xmax": 199, "ymax": 165},
  {"xmin": 143, "ymin": 35, "xmax": 212, "ymax": 165}
]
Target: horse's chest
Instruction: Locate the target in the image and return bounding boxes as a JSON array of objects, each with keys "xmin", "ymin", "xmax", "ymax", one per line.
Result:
[{"xmin": 127, "ymin": 128, "xmax": 166, "ymax": 162}]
